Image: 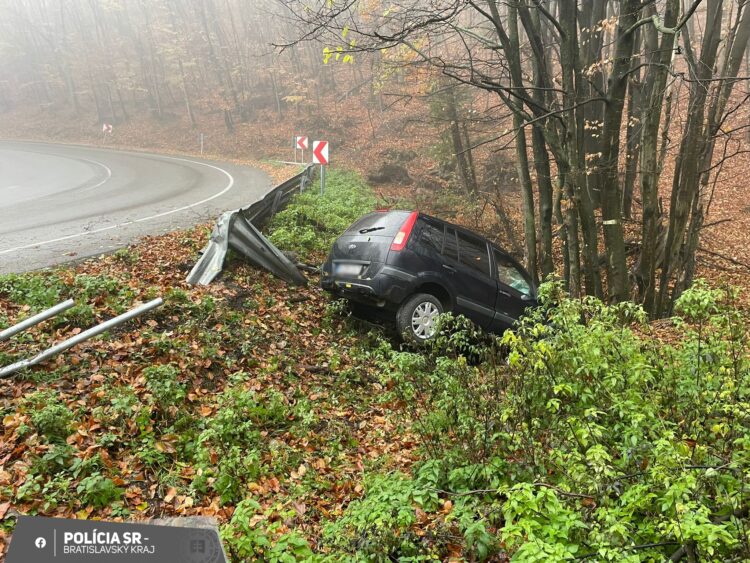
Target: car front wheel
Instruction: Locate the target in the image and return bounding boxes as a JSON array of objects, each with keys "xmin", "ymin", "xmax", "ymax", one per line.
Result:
[{"xmin": 397, "ymin": 293, "xmax": 444, "ymax": 343}]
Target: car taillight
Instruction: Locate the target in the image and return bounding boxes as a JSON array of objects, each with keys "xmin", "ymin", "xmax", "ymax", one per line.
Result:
[{"xmin": 390, "ymin": 211, "xmax": 419, "ymax": 251}]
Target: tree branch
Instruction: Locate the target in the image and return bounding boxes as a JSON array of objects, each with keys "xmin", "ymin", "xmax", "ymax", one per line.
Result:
[{"xmin": 626, "ymin": 0, "xmax": 703, "ymax": 36}]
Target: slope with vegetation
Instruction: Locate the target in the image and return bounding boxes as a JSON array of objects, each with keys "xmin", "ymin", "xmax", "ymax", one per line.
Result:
[{"xmin": 1, "ymin": 168, "xmax": 749, "ymax": 561}]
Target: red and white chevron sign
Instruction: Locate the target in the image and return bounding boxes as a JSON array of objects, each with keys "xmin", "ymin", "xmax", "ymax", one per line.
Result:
[
  {"xmin": 102, "ymin": 123, "xmax": 113, "ymax": 134},
  {"xmin": 295, "ymin": 136, "xmax": 308, "ymax": 150},
  {"xmin": 312, "ymin": 141, "xmax": 329, "ymax": 165}
]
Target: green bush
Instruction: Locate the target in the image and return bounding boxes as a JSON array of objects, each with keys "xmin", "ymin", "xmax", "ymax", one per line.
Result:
[
  {"xmin": 339, "ymin": 280, "xmax": 750, "ymax": 561},
  {"xmin": 325, "ymin": 472, "xmax": 430, "ymax": 559},
  {"xmin": 193, "ymin": 388, "xmax": 288, "ymax": 504},
  {"xmin": 222, "ymin": 499, "xmax": 316, "ymax": 562},
  {"xmin": 0, "ymin": 271, "xmax": 134, "ymax": 326},
  {"xmin": 76, "ymin": 474, "xmax": 122, "ymax": 508},
  {"xmin": 268, "ymin": 169, "xmax": 377, "ymax": 256},
  {"xmin": 0, "ymin": 273, "xmax": 64, "ymax": 310},
  {"xmin": 143, "ymin": 363, "xmax": 186, "ymax": 412},
  {"xmin": 25, "ymin": 391, "xmax": 74, "ymax": 443}
]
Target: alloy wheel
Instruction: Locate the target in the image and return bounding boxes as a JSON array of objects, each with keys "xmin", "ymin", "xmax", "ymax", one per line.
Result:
[{"xmin": 411, "ymin": 301, "xmax": 440, "ymax": 339}]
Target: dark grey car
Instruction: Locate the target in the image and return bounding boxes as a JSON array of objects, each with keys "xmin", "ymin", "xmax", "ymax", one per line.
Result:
[{"xmin": 321, "ymin": 210, "xmax": 537, "ymax": 342}]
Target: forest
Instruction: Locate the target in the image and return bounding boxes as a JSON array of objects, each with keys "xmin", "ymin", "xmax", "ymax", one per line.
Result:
[{"xmin": 1, "ymin": 0, "xmax": 750, "ymax": 561}]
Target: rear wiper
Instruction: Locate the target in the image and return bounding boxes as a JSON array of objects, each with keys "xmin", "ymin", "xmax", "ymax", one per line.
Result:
[{"xmin": 359, "ymin": 226, "xmax": 385, "ymax": 234}]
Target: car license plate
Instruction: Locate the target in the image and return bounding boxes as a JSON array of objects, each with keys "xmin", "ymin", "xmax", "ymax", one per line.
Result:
[{"xmin": 335, "ymin": 263, "xmax": 362, "ymax": 277}]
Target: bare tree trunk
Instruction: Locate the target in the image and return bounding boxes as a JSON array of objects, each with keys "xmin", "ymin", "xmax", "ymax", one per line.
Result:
[
  {"xmin": 657, "ymin": 0, "xmax": 724, "ymax": 315},
  {"xmin": 520, "ymin": 3, "xmax": 555, "ymax": 279},
  {"xmin": 508, "ymin": 3, "xmax": 538, "ymax": 283},
  {"xmin": 532, "ymin": 126, "xmax": 555, "ymax": 279},
  {"xmin": 444, "ymin": 84, "xmax": 477, "ymax": 196},
  {"xmin": 561, "ymin": 0, "xmax": 600, "ymax": 297},
  {"xmin": 485, "ymin": 0, "xmax": 539, "ymax": 282},
  {"xmin": 462, "ymin": 122, "xmax": 478, "ymax": 192},
  {"xmin": 179, "ymin": 59, "xmax": 197, "ymax": 128},
  {"xmin": 622, "ymin": 29, "xmax": 643, "ymax": 219},
  {"xmin": 637, "ymin": 0, "xmax": 678, "ymax": 314},
  {"xmin": 597, "ymin": 0, "xmax": 641, "ymax": 303}
]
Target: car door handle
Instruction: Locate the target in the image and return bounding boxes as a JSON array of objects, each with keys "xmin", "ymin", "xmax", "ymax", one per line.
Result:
[
  {"xmin": 442, "ymin": 264, "xmax": 456, "ymax": 273},
  {"xmin": 498, "ymin": 289, "xmax": 511, "ymax": 297}
]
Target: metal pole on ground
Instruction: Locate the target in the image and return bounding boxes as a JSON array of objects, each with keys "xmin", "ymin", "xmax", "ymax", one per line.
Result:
[
  {"xmin": 0, "ymin": 299, "xmax": 75, "ymax": 342},
  {"xmin": 320, "ymin": 165, "xmax": 325, "ymax": 196},
  {"xmin": 0, "ymin": 298, "xmax": 164, "ymax": 378}
]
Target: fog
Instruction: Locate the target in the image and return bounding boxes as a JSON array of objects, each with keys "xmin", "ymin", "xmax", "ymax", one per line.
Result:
[{"xmin": 0, "ymin": 0, "xmax": 302, "ymax": 126}]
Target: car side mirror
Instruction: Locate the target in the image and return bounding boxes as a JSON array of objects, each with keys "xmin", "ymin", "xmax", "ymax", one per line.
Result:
[{"xmin": 521, "ymin": 293, "xmax": 534, "ymax": 302}]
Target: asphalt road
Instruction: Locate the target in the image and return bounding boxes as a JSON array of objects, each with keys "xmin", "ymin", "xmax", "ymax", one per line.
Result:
[{"xmin": 0, "ymin": 141, "xmax": 273, "ymax": 274}]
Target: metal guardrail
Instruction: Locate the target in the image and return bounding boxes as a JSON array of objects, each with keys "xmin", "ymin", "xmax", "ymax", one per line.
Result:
[{"xmin": 186, "ymin": 164, "xmax": 314, "ymax": 286}]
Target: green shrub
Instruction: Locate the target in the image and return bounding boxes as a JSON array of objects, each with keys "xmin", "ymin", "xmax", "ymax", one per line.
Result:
[
  {"xmin": 324, "ymin": 464, "xmax": 445, "ymax": 560},
  {"xmin": 76, "ymin": 474, "xmax": 122, "ymax": 508},
  {"xmin": 268, "ymin": 169, "xmax": 377, "ymax": 256},
  {"xmin": 0, "ymin": 273, "xmax": 64, "ymax": 310},
  {"xmin": 35, "ymin": 444, "xmax": 74, "ymax": 472},
  {"xmin": 0, "ymin": 271, "xmax": 132, "ymax": 325},
  {"xmin": 108, "ymin": 388, "xmax": 141, "ymax": 423},
  {"xmin": 113, "ymin": 248, "xmax": 139, "ymax": 264},
  {"xmin": 222, "ymin": 499, "xmax": 316, "ymax": 562},
  {"xmin": 193, "ymin": 388, "xmax": 288, "ymax": 504},
  {"xmin": 25, "ymin": 391, "xmax": 74, "ymax": 443},
  {"xmin": 363, "ymin": 280, "xmax": 750, "ymax": 561},
  {"xmin": 74, "ymin": 274, "xmax": 121, "ymax": 298},
  {"xmin": 143, "ymin": 363, "xmax": 186, "ymax": 411}
]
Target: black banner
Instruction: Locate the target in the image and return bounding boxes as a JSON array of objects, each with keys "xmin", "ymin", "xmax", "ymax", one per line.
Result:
[{"xmin": 6, "ymin": 516, "xmax": 227, "ymax": 563}]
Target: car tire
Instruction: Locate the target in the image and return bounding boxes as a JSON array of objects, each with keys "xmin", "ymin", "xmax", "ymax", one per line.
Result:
[{"xmin": 397, "ymin": 293, "xmax": 444, "ymax": 343}]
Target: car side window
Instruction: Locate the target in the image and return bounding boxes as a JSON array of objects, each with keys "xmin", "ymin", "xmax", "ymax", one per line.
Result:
[
  {"xmin": 418, "ymin": 220, "xmax": 444, "ymax": 255},
  {"xmin": 443, "ymin": 228, "xmax": 458, "ymax": 261},
  {"xmin": 494, "ymin": 250, "xmax": 532, "ymax": 295},
  {"xmin": 457, "ymin": 232, "xmax": 491, "ymax": 276}
]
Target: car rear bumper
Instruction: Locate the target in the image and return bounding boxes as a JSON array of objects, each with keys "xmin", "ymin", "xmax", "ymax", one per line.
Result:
[{"xmin": 321, "ymin": 266, "xmax": 415, "ymax": 308}]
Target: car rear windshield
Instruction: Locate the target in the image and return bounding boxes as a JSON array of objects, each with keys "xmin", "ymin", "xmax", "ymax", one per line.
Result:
[{"xmin": 344, "ymin": 211, "xmax": 412, "ymax": 236}]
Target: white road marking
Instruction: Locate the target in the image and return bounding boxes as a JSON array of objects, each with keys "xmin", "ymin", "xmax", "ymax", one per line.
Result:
[
  {"xmin": 78, "ymin": 157, "xmax": 113, "ymax": 192},
  {"xmin": 0, "ymin": 154, "xmax": 234, "ymax": 255},
  {"xmin": 0, "ymin": 148, "xmax": 112, "ymax": 194}
]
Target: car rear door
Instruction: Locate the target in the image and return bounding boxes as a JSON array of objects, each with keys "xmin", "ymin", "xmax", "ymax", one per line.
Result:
[
  {"xmin": 450, "ymin": 229, "xmax": 497, "ymax": 328},
  {"xmin": 490, "ymin": 248, "xmax": 535, "ymax": 331}
]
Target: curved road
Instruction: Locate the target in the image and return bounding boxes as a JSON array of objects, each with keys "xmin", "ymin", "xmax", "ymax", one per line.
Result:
[{"xmin": 0, "ymin": 141, "xmax": 273, "ymax": 274}]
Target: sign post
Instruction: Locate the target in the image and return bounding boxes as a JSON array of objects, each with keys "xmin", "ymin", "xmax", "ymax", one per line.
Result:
[
  {"xmin": 295, "ymin": 136, "xmax": 308, "ymax": 163},
  {"xmin": 312, "ymin": 141, "xmax": 329, "ymax": 195}
]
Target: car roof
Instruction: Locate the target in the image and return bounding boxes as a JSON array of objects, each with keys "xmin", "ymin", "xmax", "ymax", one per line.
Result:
[
  {"xmin": 378, "ymin": 209, "xmax": 533, "ymax": 285},
  {"xmin": 378, "ymin": 209, "xmax": 523, "ymax": 261}
]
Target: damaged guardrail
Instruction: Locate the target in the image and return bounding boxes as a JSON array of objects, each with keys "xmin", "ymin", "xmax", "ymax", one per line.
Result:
[
  {"xmin": 0, "ymin": 298, "xmax": 163, "ymax": 378},
  {"xmin": 186, "ymin": 164, "xmax": 314, "ymax": 286}
]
